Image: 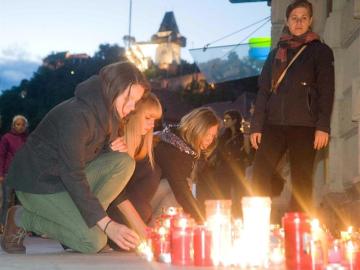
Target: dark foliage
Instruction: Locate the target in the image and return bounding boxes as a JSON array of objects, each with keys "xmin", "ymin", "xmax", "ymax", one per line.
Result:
[{"xmin": 0, "ymin": 44, "xmax": 126, "ymax": 134}]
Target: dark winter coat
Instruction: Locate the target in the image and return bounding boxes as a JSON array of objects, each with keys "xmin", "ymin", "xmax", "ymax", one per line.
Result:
[
  {"xmin": 7, "ymin": 75, "xmax": 120, "ymax": 228},
  {"xmin": 0, "ymin": 130, "xmax": 28, "ymax": 177},
  {"xmin": 250, "ymin": 40, "xmax": 335, "ymax": 134}
]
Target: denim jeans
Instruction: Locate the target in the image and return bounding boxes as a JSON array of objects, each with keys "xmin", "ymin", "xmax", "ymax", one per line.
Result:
[
  {"xmin": 1, "ymin": 178, "xmax": 15, "ymax": 225},
  {"xmin": 16, "ymin": 151, "xmax": 135, "ymax": 253}
]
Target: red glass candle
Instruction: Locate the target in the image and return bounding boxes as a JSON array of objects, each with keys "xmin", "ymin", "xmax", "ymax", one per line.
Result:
[
  {"xmin": 193, "ymin": 225, "xmax": 213, "ymax": 266},
  {"xmin": 151, "ymin": 226, "xmax": 171, "ymax": 263},
  {"xmin": 344, "ymin": 242, "xmax": 360, "ymax": 270},
  {"xmin": 283, "ymin": 212, "xmax": 312, "ymax": 270},
  {"xmin": 170, "ymin": 216, "xmax": 194, "ymax": 266},
  {"xmin": 328, "ymin": 239, "xmax": 343, "ymax": 264}
]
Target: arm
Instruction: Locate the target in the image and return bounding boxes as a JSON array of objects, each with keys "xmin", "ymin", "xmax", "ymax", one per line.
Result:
[
  {"xmin": 155, "ymin": 143, "xmax": 205, "ymax": 223},
  {"xmin": 116, "ymin": 199, "xmax": 148, "ymax": 239},
  {"xmin": 313, "ymin": 44, "xmax": 335, "ymax": 150},
  {"xmin": 314, "ymin": 44, "xmax": 335, "ymax": 134}
]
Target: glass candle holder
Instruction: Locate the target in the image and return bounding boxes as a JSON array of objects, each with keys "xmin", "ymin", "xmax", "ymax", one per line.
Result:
[
  {"xmin": 193, "ymin": 225, "xmax": 213, "ymax": 266},
  {"xmin": 205, "ymin": 200, "xmax": 232, "ymax": 266},
  {"xmin": 283, "ymin": 212, "xmax": 312, "ymax": 270},
  {"xmin": 170, "ymin": 215, "xmax": 194, "ymax": 266},
  {"xmin": 152, "ymin": 225, "xmax": 171, "ymax": 263},
  {"xmin": 242, "ymin": 196, "xmax": 271, "ymax": 268}
]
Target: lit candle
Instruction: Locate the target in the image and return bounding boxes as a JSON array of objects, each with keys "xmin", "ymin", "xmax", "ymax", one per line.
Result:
[
  {"xmin": 283, "ymin": 212, "xmax": 312, "ymax": 270},
  {"xmin": 152, "ymin": 226, "xmax": 171, "ymax": 263},
  {"xmin": 170, "ymin": 215, "xmax": 194, "ymax": 266},
  {"xmin": 328, "ymin": 239, "xmax": 343, "ymax": 264},
  {"xmin": 242, "ymin": 197, "xmax": 271, "ymax": 268},
  {"xmin": 193, "ymin": 225, "xmax": 212, "ymax": 266},
  {"xmin": 205, "ymin": 200, "xmax": 232, "ymax": 266}
]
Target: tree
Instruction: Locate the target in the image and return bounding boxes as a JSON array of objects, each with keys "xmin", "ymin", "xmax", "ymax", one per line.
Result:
[{"xmin": 0, "ymin": 43, "xmax": 126, "ymax": 134}]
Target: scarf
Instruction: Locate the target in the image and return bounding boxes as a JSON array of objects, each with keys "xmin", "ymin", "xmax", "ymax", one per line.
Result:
[
  {"xmin": 157, "ymin": 126, "xmax": 197, "ymax": 157},
  {"xmin": 271, "ymin": 28, "xmax": 320, "ymax": 92}
]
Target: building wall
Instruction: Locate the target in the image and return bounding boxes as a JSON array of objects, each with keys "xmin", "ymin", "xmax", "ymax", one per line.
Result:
[{"xmin": 270, "ymin": 0, "xmax": 360, "ymax": 222}]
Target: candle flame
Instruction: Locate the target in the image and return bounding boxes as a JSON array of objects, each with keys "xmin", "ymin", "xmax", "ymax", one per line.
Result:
[{"xmin": 137, "ymin": 241, "xmax": 153, "ymax": 262}]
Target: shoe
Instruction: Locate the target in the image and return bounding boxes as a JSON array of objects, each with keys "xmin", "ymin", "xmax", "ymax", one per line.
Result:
[{"xmin": 1, "ymin": 206, "xmax": 27, "ymax": 254}]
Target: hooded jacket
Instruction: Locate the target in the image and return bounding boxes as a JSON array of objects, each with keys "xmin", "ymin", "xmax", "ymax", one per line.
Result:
[
  {"xmin": 7, "ymin": 75, "xmax": 119, "ymax": 227},
  {"xmin": 0, "ymin": 129, "xmax": 28, "ymax": 177}
]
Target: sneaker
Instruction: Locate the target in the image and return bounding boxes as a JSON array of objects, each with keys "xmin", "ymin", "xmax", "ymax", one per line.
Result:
[{"xmin": 1, "ymin": 206, "xmax": 27, "ymax": 254}]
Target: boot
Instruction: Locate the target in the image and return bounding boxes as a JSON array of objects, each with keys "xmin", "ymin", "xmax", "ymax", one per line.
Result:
[{"xmin": 1, "ymin": 205, "xmax": 26, "ymax": 254}]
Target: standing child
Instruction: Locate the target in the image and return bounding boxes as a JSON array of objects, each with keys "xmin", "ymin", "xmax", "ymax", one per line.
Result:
[{"xmin": 0, "ymin": 115, "xmax": 28, "ymax": 229}]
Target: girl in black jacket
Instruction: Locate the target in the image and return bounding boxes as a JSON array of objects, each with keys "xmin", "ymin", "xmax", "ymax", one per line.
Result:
[
  {"xmin": 149, "ymin": 107, "xmax": 221, "ymax": 224},
  {"xmin": 250, "ymin": 0, "xmax": 334, "ymax": 215}
]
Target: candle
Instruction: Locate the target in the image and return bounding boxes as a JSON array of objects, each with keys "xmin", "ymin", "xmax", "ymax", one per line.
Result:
[
  {"xmin": 152, "ymin": 226, "xmax": 171, "ymax": 263},
  {"xmin": 193, "ymin": 225, "xmax": 212, "ymax": 266},
  {"xmin": 283, "ymin": 212, "xmax": 312, "ymax": 270},
  {"xmin": 170, "ymin": 215, "xmax": 194, "ymax": 266},
  {"xmin": 269, "ymin": 224, "xmax": 284, "ymax": 265},
  {"xmin": 328, "ymin": 239, "xmax": 343, "ymax": 264},
  {"xmin": 344, "ymin": 241, "xmax": 360, "ymax": 270},
  {"xmin": 205, "ymin": 200, "xmax": 232, "ymax": 266},
  {"xmin": 241, "ymin": 196, "xmax": 271, "ymax": 268}
]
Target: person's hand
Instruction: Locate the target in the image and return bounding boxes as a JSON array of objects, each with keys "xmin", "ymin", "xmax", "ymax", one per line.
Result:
[
  {"xmin": 0, "ymin": 176, "xmax": 4, "ymax": 182},
  {"xmin": 250, "ymin": 133, "xmax": 262, "ymax": 150},
  {"xmin": 105, "ymin": 221, "xmax": 140, "ymax": 251},
  {"xmin": 110, "ymin": 137, "xmax": 128, "ymax": 152},
  {"xmin": 314, "ymin": 130, "xmax": 329, "ymax": 150}
]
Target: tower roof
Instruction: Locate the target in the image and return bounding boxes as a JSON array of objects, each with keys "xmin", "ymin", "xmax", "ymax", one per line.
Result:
[
  {"xmin": 152, "ymin": 11, "xmax": 186, "ymax": 47},
  {"xmin": 158, "ymin": 11, "xmax": 179, "ymax": 34}
]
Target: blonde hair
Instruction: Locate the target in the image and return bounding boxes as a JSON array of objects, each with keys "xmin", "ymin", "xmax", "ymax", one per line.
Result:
[
  {"xmin": 12, "ymin": 115, "xmax": 28, "ymax": 128},
  {"xmin": 179, "ymin": 107, "xmax": 221, "ymax": 158},
  {"xmin": 124, "ymin": 93, "xmax": 162, "ymax": 167}
]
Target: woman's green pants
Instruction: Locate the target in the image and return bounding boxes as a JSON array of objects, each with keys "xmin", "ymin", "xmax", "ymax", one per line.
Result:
[{"xmin": 16, "ymin": 152, "xmax": 135, "ymax": 253}]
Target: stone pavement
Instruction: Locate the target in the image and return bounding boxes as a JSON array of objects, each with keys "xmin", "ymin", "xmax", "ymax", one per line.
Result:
[{"xmin": 0, "ymin": 236, "xmax": 285, "ymax": 270}]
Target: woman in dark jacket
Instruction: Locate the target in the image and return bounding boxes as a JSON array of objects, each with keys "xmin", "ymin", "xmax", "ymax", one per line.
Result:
[
  {"xmin": 150, "ymin": 107, "xmax": 221, "ymax": 224},
  {"xmin": 1, "ymin": 61, "xmax": 150, "ymax": 254},
  {"xmin": 250, "ymin": 0, "xmax": 335, "ymax": 215}
]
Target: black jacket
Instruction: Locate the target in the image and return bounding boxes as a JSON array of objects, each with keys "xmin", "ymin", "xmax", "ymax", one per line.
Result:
[
  {"xmin": 7, "ymin": 75, "xmax": 119, "ymax": 228},
  {"xmin": 250, "ymin": 40, "xmax": 335, "ymax": 134},
  {"xmin": 154, "ymin": 128, "xmax": 205, "ymax": 223}
]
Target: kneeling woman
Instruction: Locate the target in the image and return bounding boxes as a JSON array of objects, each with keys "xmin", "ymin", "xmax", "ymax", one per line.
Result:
[
  {"xmin": 109, "ymin": 107, "xmax": 221, "ymax": 234},
  {"xmin": 2, "ymin": 62, "xmax": 149, "ymax": 254}
]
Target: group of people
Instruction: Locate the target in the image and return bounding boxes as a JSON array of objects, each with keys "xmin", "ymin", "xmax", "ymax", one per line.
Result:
[{"xmin": 0, "ymin": 0, "xmax": 334, "ymax": 255}]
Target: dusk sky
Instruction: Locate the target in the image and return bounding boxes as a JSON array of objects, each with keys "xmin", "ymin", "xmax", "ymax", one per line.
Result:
[{"xmin": 0, "ymin": 0, "xmax": 271, "ymax": 90}]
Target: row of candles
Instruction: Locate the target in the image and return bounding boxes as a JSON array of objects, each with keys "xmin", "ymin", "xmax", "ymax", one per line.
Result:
[{"xmin": 136, "ymin": 197, "xmax": 360, "ymax": 269}]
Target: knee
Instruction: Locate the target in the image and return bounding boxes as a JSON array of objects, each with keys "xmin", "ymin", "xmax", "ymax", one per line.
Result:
[
  {"xmin": 77, "ymin": 231, "xmax": 107, "ymax": 254},
  {"xmin": 110, "ymin": 152, "xmax": 135, "ymax": 178}
]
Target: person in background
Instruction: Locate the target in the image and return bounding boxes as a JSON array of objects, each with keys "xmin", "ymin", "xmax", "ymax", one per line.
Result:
[
  {"xmin": 1, "ymin": 61, "xmax": 149, "ymax": 254},
  {"xmin": 0, "ymin": 115, "xmax": 28, "ymax": 232},
  {"xmin": 216, "ymin": 110, "xmax": 249, "ymax": 217},
  {"xmin": 250, "ymin": 0, "xmax": 335, "ymax": 215},
  {"xmin": 107, "ymin": 93, "xmax": 162, "ymax": 240}
]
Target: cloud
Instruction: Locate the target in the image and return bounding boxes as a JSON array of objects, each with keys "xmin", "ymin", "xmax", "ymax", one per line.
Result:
[{"xmin": 0, "ymin": 59, "xmax": 40, "ymax": 92}]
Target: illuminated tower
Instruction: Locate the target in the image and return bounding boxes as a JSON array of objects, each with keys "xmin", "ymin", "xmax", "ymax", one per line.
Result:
[{"xmin": 151, "ymin": 11, "xmax": 186, "ymax": 70}]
